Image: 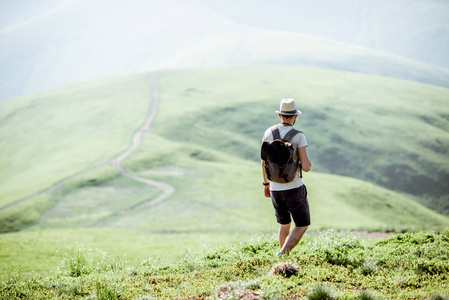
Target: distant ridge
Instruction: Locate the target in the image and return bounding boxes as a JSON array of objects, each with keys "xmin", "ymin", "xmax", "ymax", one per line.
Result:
[
  {"xmin": 198, "ymin": 0, "xmax": 449, "ymax": 70},
  {"xmin": 1, "ymin": 0, "xmax": 449, "ymax": 101}
]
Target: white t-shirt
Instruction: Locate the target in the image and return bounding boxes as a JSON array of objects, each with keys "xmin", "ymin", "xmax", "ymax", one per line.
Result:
[{"xmin": 262, "ymin": 125, "xmax": 308, "ymax": 191}]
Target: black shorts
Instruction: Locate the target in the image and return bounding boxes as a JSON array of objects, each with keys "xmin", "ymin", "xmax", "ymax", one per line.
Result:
[{"xmin": 270, "ymin": 185, "xmax": 310, "ymax": 227}]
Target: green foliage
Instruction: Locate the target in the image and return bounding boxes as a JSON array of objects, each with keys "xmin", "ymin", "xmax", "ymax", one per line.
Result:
[
  {"xmin": 59, "ymin": 245, "xmax": 91, "ymax": 277},
  {"xmin": 370, "ymin": 231, "xmax": 449, "ymax": 275},
  {"xmin": 55, "ymin": 284, "xmax": 89, "ymax": 298},
  {"xmin": 306, "ymin": 283, "xmax": 336, "ymax": 300},
  {"xmin": 357, "ymin": 291, "xmax": 378, "ymax": 300},
  {"xmin": 429, "ymin": 294, "xmax": 449, "ymax": 300},
  {"xmin": 307, "ymin": 229, "xmax": 365, "ymax": 267},
  {"xmin": 57, "ymin": 244, "xmax": 129, "ymax": 277},
  {"xmin": 356, "ymin": 261, "xmax": 378, "ymax": 276},
  {"xmin": 95, "ymin": 280, "xmax": 120, "ymax": 300},
  {"xmin": 1, "ymin": 231, "xmax": 449, "ymax": 299}
]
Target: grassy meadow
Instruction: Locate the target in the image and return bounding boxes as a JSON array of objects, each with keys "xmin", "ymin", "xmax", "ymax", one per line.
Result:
[
  {"xmin": 2, "ymin": 231, "xmax": 449, "ymax": 299},
  {"xmin": 1, "ymin": 66, "xmax": 449, "ymax": 298},
  {"xmin": 0, "ymin": 74, "xmax": 151, "ymax": 208}
]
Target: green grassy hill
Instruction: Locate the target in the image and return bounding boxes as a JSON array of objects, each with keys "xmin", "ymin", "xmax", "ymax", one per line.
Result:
[
  {"xmin": 1, "ymin": 66, "xmax": 448, "ymax": 279},
  {"xmin": 0, "ymin": 74, "xmax": 151, "ymax": 206},
  {"xmin": 152, "ymin": 67, "xmax": 449, "ymax": 210}
]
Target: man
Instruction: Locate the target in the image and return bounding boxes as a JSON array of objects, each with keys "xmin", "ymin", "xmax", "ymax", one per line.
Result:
[{"xmin": 261, "ymin": 98, "xmax": 312, "ymax": 256}]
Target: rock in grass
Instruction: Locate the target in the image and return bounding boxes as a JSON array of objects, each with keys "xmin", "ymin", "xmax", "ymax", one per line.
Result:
[{"xmin": 269, "ymin": 262, "xmax": 299, "ymax": 278}]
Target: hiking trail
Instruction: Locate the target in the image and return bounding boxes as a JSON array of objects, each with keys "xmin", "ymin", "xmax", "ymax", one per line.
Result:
[
  {"xmin": 110, "ymin": 75, "xmax": 174, "ymax": 211},
  {"xmin": 0, "ymin": 74, "xmax": 173, "ymax": 214}
]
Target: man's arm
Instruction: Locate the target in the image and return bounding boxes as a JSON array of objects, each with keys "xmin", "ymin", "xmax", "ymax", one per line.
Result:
[
  {"xmin": 298, "ymin": 146, "xmax": 312, "ymax": 172},
  {"xmin": 261, "ymin": 160, "xmax": 270, "ymax": 197}
]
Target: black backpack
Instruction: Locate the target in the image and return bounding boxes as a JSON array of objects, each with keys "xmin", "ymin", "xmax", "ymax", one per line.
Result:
[{"xmin": 261, "ymin": 126, "xmax": 302, "ymax": 183}]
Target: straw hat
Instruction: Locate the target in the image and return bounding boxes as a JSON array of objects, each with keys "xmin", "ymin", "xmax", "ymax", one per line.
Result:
[{"xmin": 276, "ymin": 98, "xmax": 302, "ymax": 115}]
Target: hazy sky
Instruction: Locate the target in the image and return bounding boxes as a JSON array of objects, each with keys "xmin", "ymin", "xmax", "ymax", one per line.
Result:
[{"xmin": 1, "ymin": 0, "xmax": 448, "ymax": 101}]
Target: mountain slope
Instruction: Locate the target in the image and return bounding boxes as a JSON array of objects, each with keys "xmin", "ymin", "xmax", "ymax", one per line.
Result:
[
  {"xmin": 199, "ymin": 0, "xmax": 449, "ymax": 69},
  {"xmin": 2, "ymin": 0, "xmax": 449, "ymax": 102},
  {"xmin": 153, "ymin": 67, "xmax": 449, "ymax": 202},
  {"xmin": 1, "ymin": 66, "xmax": 448, "ymax": 234},
  {"xmin": 0, "ymin": 74, "xmax": 151, "ymax": 208}
]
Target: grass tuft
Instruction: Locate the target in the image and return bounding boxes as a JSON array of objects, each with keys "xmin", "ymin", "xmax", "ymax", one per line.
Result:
[
  {"xmin": 357, "ymin": 291, "xmax": 378, "ymax": 300},
  {"xmin": 95, "ymin": 280, "xmax": 120, "ymax": 300},
  {"xmin": 306, "ymin": 283, "xmax": 336, "ymax": 300},
  {"xmin": 428, "ymin": 294, "xmax": 449, "ymax": 300},
  {"xmin": 57, "ymin": 243, "xmax": 129, "ymax": 277}
]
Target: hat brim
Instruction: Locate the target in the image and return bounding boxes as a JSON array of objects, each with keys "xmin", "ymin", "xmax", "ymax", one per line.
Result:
[{"xmin": 276, "ymin": 110, "xmax": 302, "ymax": 115}]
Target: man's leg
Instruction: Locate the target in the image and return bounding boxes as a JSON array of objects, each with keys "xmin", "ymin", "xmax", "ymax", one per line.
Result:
[
  {"xmin": 280, "ymin": 226, "xmax": 308, "ymax": 255},
  {"xmin": 279, "ymin": 223, "xmax": 291, "ymax": 249}
]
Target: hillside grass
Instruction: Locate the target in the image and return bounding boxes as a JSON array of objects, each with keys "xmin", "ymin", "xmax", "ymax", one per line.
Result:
[
  {"xmin": 1, "ymin": 230, "xmax": 448, "ymax": 299},
  {"xmin": 119, "ymin": 133, "xmax": 449, "ymax": 233},
  {"xmin": 0, "ymin": 73, "xmax": 152, "ymax": 207},
  {"xmin": 0, "ymin": 228, "xmax": 247, "ymax": 278},
  {"xmin": 2, "ymin": 140, "xmax": 447, "ymax": 279},
  {"xmin": 153, "ymin": 67, "xmax": 449, "ymax": 201},
  {"xmin": 1, "ymin": 66, "xmax": 449, "ymax": 283}
]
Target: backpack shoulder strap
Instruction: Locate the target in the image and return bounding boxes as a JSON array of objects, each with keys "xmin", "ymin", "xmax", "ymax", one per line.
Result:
[
  {"xmin": 283, "ymin": 128, "xmax": 304, "ymax": 178},
  {"xmin": 283, "ymin": 128, "xmax": 303, "ymax": 143},
  {"xmin": 271, "ymin": 125, "xmax": 282, "ymax": 140}
]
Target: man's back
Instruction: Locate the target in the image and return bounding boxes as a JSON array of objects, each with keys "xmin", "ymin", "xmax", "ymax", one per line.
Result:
[{"xmin": 262, "ymin": 124, "xmax": 308, "ymax": 191}]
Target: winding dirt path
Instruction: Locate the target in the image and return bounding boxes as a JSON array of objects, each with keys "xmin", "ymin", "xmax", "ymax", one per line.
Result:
[
  {"xmin": 0, "ymin": 74, "xmax": 173, "ymax": 214},
  {"xmin": 110, "ymin": 75, "xmax": 174, "ymax": 211}
]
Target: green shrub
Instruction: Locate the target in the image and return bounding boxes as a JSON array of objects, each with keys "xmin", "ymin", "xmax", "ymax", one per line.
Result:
[
  {"xmin": 58, "ymin": 245, "xmax": 92, "ymax": 277},
  {"xmin": 428, "ymin": 294, "xmax": 449, "ymax": 300},
  {"xmin": 57, "ymin": 244, "xmax": 128, "ymax": 277},
  {"xmin": 356, "ymin": 261, "xmax": 378, "ymax": 276},
  {"xmin": 95, "ymin": 281, "xmax": 120, "ymax": 300},
  {"xmin": 56, "ymin": 284, "xmax": 89, "ymax": 298},
  {"xmin": 307, "ymin": 283, "xmax": 336, "ymax": 300},
  {"xmin": 368, "ymin": 231, "xmax": 449, "ymax": 274},
  {"xmin": 307, "ymin": 230, "xmax": 365, "ymax": 267},
  {"xmin": 357, "ymin": 291, "xmax": 378, "ymax": 300}
]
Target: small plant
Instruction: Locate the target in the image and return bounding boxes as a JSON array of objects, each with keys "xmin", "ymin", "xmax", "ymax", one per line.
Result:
[
  {"xmin": 109, "ymin": 254, "xmax": 129, "ymax": 272},
  {"xmin": 58, "ymin": 244, "xmax": 92, "ymax": 277},
  {"xmin": 428, "ymin": 294, "xmax": 449, "ymax": 300},
  {"xmin": 57, "ymin": 284, "xmax": 89, "ymax": 297},
  {"xmin": 269, "ymin": 262, "xmax": 299, "ymax": 278},
  {"xmin": 95, "ymin": 281, "xmax": 120, "ymax": 300},
  {"xmin": 357, "ymin": 291, "xmax": 378, "ymax": 300},
  {"xmin": 307, "ymin": 283, "xmax": 336, "ymax": 300},
  {"xmin": 356, "ymin": 261, "xmax": 377, "ymax": 276},
  {"xmin": 180, "ymin": 249, "xmax": 201, "ymax": 272},
  {"xmin": 240, "ymin": 279, "xmax": 261, "ymax": 290},
  {"xmin": 57, "ymin": 244, "xmax": 128, "ymax": 277}
]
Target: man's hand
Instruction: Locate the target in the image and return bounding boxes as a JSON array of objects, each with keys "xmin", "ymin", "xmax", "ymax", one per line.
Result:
[
  {"xmin": 264, "ymin": 185, "xmax": 270, "ymax": 198},
  {"xmin": 261, "ymin": 160, "xmax": 271, "ymax": 198}
]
